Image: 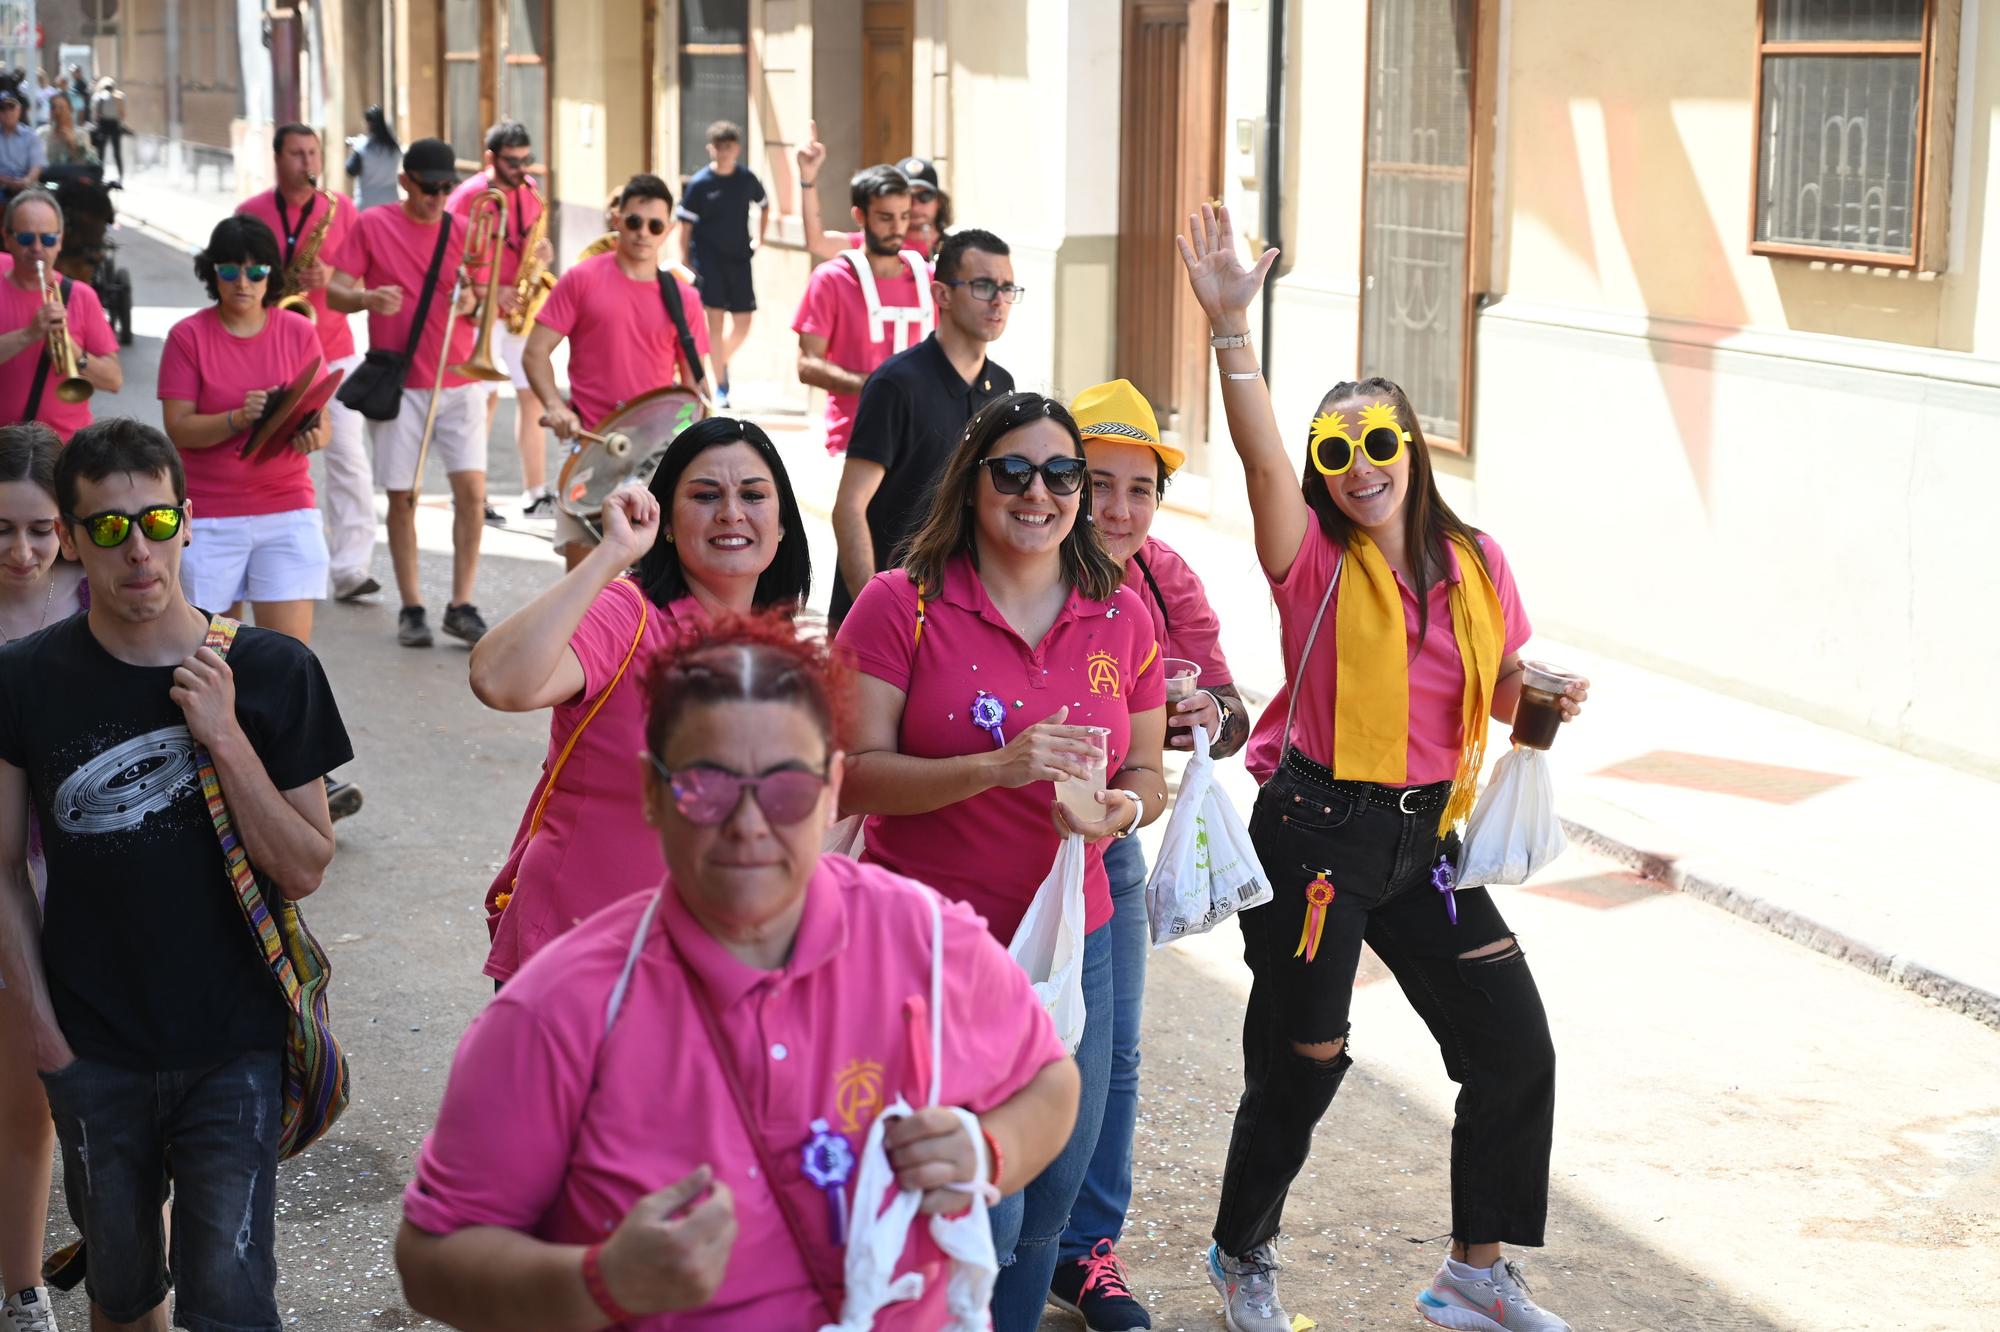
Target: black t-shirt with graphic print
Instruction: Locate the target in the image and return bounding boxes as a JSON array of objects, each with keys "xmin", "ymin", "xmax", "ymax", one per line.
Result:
[{"xmin": 0, "ymin": 612, "xmax": 353, "ymax": 1071}]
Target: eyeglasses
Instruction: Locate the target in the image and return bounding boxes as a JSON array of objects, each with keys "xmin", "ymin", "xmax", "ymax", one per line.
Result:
[
  {"xmin": 12, "ymin": 231, "xmax": 57, "ymax": 249},
  {"xmin": 940, "ymin": 278, "xmax": 1026, "ymax": 305},
  {"xmin": 214, "ymin": 262, "xmax": 272, "ymax": 283},
  {"xmin": 68, "ymin": 505, "xmax": 184, "ymax": 549},
  {"xmin": 649, "ymin": 755, "xmax": 830, "ymax": 826},
  {"xmin": 416, "ymin": 180, "xmax": 454, "ymax": 197},
  {"xmin": 622, "ymin": 213, "xmax": 668, "ymax": 236},
  {"xmin": 1308, "ymin": 406, "xmax": 1410, "ymax": 477},
  {"xmin": 496, "ymin": 152, "xmax": 534, "ymax": 170},
  {"xmin": 975, "ymin": 455, "xmax": 1087, "ymax": 496}
]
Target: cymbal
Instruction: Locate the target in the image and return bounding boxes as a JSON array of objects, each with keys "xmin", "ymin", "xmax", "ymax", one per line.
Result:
[{"xmin": 240, "ymin": 357, "xmax": 324, "ymax": 461}]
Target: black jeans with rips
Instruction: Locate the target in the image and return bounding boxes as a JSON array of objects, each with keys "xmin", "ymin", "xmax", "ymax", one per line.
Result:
[{"xmin": 1211, "ymin": 752, "xmax": 1557, "ymax": 1257}]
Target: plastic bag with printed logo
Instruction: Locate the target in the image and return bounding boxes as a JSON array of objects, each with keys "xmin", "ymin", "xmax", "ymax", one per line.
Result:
[{"xmin": 1146, "ymin": 724, "xmax": 1273, "ymax": 947}]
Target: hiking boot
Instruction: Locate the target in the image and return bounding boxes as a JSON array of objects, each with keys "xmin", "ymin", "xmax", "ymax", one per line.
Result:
[
  {"xmin": 3, "ymin": 1285, "xmax": 58, "ymax": 1332},
  {"xmin": 442, "ymin": 602, "xmax": 490, "ymax": 644},
  {"xmin": 398, "ymin": 605, "xmax": 433, "ymax": 648},
  {"xmin": 333, "ymin": 571, "xmax": 380, "ymax": 601},
  {"xmin": 1050, "ymin": 1239, "xmax": 1151, "ymax": 1330},
  {"xmin": 324, "ymin": 775, "xmax": 364, "ymax": 822},
  {"xmin": 1206, "ymin": 1242, "xmax": 1290, "ymax": 1332},
  {"xmin": 1417, "ymin": 1258, "xmax": 1571, "ymax": 1332}
]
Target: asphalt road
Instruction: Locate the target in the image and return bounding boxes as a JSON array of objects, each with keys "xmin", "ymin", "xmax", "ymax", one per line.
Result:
[{"xmin": 33, "ymin": 229, "xmax": 2000, "ymax": 1332}]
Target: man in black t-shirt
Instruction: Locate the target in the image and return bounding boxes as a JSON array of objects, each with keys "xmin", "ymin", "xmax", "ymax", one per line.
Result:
[
  {"xmin": 0, "ymin": 420, "xmax": 351, "ymax": 1332},
  {"xmin": 676, "ymin": 119, "xmax": 768, "ymax": 406},
  {"xmin": 829, "ymin": 228, "xmax": 1019, "ymax": 628}
]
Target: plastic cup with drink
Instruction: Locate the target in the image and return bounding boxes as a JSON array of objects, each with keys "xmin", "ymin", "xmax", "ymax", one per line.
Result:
[
  {"xmin": 1509, "ymin": 661, "xmax": 1581, "ymax": 750},
  {"xmin": 1055, "ymin": 725, "xmax": 1112, "ymax": 825}
]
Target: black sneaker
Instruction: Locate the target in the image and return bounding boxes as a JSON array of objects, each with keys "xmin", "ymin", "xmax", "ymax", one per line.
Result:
[
  {"xmin": 441, "ymin": 602, "xmax": 490, "ymax": 644},
  {"xmin": 323, "ymin": 775, "xmax": 364, "ymax": 822},
  {"xmin": 521, "ymin": 492, "xmax": 556, "ymax": 519},
  {"xmin": 483, "ymin": 503, "xmax": 506, "ymax": 526},
  {"xmin": 333, "ymin": 572, "xmax": 380, "ymax": 601},
  {"xmin": 1050, "ymin": 1239, "xmax": 1152, "ymax": 1331},
  {"xmin": 398, "ymin": 605, "xmax": 433, "ymax": 647}
]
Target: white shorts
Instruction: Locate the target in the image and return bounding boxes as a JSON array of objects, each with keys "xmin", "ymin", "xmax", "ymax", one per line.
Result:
[
  {"xmin": 368, "ymin": 382, "xmax": 488, "ymax": 489},
  {"xmin": 483, "ymin": 326, "xmax": 535, "ymax": 394},
  {"xmin": 181, "ymin": 508, "xmax": 331, "ymax": 607}
]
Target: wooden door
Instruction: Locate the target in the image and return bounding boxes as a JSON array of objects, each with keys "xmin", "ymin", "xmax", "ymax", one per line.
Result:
[
  {"xmin": 1117, "ymin": 0, "xmax": 1226, "ymax": 463},
  {"xmin": 860, "ymin": 0, "xmax": 913, "ymax": 169}
]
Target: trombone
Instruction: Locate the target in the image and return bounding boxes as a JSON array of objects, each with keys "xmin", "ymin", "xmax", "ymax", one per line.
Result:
[
  {"xmin": 36, "ymin": 261, "xmax": 91, "ymax": 404},
  {"xmin": 408, "ymin": 188, "xmax": 506, "ymax": 504}
]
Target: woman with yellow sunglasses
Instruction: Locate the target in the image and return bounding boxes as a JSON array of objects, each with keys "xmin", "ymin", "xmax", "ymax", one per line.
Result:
[{"xmin": 1178, "ymin": 203, "xmax": 1588, "ymax": 1332}]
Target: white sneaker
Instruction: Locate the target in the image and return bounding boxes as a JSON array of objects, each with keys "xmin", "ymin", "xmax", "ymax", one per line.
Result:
[
  {"xmin": 1417, "ymin": 1257, "xmax": 1571, "ymax": 1332},
  {"xmin": 4, "ymin": 1286, "xmax": 58, "ymax": 1332},
  {"xmin": 1206, "ymin": 1242, "xmax": 1291, "ymax": 1332}
]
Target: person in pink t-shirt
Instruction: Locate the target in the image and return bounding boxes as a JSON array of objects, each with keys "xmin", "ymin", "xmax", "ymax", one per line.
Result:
[
  {"xmin": 397, "ymin": 613, "xmax": 1080, "ymax": 1331},
  {"xmin": 159, "ymin": 215, "xmax": 329, "ymax": 646},
  {"xmin": 1180, "ymin": 204, "xmax": 1591, "ymax": 1332},
  {"xmin": 0, "ymin": 189, "xmax": 122, "ymax": 441},
  {"xmin": 835, "ymin": 391, "xmax": 1166, "ymax": 1332},
  {"xmin": 468, "ymin": 418, "xmax": 811, "ymax": 985},
  {"xmin": 793, "ymin": 163, "xmax": 934, "ymax": 455},
  {"xmin": 238, "ymin": 123, "xmax": 378, "ymax": 603},
  {"xmin": 795, "ymin": 122, "xmax": 944, "ymax": 263}
]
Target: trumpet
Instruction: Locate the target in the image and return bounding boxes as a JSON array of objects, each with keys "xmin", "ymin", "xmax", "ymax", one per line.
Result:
[
  {"xmin": 447, "ymin": 187, "xmax": 510, "ymax": 384},
  {"xmin": 276, "ymin": 185, "xmax": 339, "ymax": 315},
  {"xmin": 36, "ymin": 261, "xmax": 91, "ymax": 404}
]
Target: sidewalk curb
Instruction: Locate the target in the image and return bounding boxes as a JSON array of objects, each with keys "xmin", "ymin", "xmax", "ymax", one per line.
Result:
[
  {"xmin": 1559, "ymin": 814, "xmax": 2000, "ymax": 1033},
  {"xmin": 116, "ymin": 203, "xmax": 206, "ymax": 258}
]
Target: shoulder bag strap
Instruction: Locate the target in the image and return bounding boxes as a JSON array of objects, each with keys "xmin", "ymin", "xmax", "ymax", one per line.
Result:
[
  {"xmin": 1131, "ymin": 552, "xmax": 1171, "ymax": 640},
  {"xmin": 655, "ymin": 268, "xmax": 706, "ymax": 387},
  {"xmin": 1279, "ymin": 551, "xmax": 1343, "ymax": 760},
  {"xmin": 397, "ymin": 214, "xmax": 455, "ymax": 364},
  {"xmin": 22, "ymin": 277, "xmax": 71, "ymax": 423}
]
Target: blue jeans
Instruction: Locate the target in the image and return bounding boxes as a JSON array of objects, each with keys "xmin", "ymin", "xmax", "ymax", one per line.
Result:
[
  {"xmin": 988, "ymin": 921, "xmax": 1113, "ymax": 1332},
  {"xmin": 1059, "ymin": 835, "xmax": 1147, "ymax": 1262}
]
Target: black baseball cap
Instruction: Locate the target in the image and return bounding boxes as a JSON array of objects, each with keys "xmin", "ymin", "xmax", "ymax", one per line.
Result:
[
  {"xmin": 895, "ymin": 156, "xmax": 940, "ymax": 193},
  {"xmin": 402, "ymin": 138, "xmax": 459, "ymax": 185}
]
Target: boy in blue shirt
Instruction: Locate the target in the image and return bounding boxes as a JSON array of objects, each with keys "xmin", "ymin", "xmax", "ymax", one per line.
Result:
[{"xmin": 676, "ymin": 120, "xmax": 768, "ymax": 407}]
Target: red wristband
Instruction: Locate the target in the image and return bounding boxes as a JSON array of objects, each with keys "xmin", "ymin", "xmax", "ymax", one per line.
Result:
[
  {"xmin": 980, "ymin": 1124, "xmax": 1004, "ymax": 1191},
  {"xmin": 581, "ymin": 1241, "xmax": 634, "ymax": 1325}
]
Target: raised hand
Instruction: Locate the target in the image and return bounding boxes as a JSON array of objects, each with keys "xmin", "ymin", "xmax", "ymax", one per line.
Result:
[
  {"xmin": 599, "ymin": 485, "xmax": 662, "ymax": 568},
  {"xmin": 796, "ymin": 120, "xmax": 827, "ymax": 184},
  {"xmin": 1175, "ymin": 202, "xmax": 1278, "ymax": 326}
]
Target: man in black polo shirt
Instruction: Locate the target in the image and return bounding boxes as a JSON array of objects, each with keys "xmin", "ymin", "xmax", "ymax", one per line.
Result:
[{"xmin": 830, "ymin": 227, "xmax": 1019, "ymax": 627}]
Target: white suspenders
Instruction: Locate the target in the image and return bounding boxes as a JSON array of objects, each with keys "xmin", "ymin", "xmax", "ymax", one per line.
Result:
[{"xmin": 839, "ymin": 248, "xmax": 936, "ymax": 355}]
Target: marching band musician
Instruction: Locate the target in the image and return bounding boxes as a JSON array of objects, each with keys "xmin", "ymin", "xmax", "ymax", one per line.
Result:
[
  {"xmin": 447, "ymin": 119, "xmax": 557, "ymax": 522},
  {"xmin": 238, "ymin": 123, "xmax": 378, "ymax": 602},
  {"xmin": 327, "ymin": 138, "xmax": 493, "ymax": 650},
  {"xmin": 0, "ymin": 189, "xmax": 120, "ymax": 440},
  {"xmin": 522, "ymin": 173, "xmax": 714, "ymax": 571}
]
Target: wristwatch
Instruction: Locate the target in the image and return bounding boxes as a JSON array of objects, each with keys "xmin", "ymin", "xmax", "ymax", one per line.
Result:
[
  {"xmin": 1208, "ymin": 331, "xmax": 1251, "ymax": 349},
  {"xmin": 1210, "ymin": 690, "xmax": 1235, "ymax": 738}
]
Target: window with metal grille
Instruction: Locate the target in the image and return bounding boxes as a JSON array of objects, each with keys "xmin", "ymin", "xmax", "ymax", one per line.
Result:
[
  {"xmin": 678, "ymin": 0, "xmax": 750, "ymax": 180},
  {"xmin": 1752, "ymin": 0, "xmax": 1960, "ymax": 268}
]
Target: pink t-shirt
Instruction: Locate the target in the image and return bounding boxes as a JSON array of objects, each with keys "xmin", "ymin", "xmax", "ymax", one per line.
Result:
[
  {"xmin": 484, "ymin": 582, "xmax": 700, "ymax": 982},
  {"xmin": 156, "ymin": 306, "xmax": 322, "ymax": 518},
  {"xmin": 0, "ymin": 270, "xmax": 118, "ymax": 442},
  {"xmin": 533, "ymin": 253, "xmax": 711, "ymax": 430},
  {"xmin": 845, "ymin": 229, "xmax": 933, "ymax": 259},
  {"xmin": 408, "ymin": 859, "xmax": 1066, "ymax": 1330},
  {"xmin": 791, "ymin": 255, "xmax": 928, "ymax": 454},
  {"xmin": 236, "ymin": 188, "xmax": 359, "ymax": 360},
  {"xmin": 328, "ymin": 204, "xmax": 477, "ymax": 389},
  {"xmin": 1126, "ymin": 535, "xmax": 1233, "ymax": 689},
  {"xmin": 447, "ymin": 172, "xmax": 544, "ymax": 286},
  {"xmin": 835, "ymin": 555, "xmax": 1165, "ymax": 939},
  {"xmin": 1244, "ymin": 526, "xmax": 1532, "ymax": 786}
]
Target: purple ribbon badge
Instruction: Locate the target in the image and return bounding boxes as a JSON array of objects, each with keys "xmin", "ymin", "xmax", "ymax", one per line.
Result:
[
  {"xmin": 802, "ymin": 1118, "xmax": 855, "ymax": 1245},
  {"xmin": 1431, "ymin": 855, "xmax": 1459, "ymax": 925},
  {"xmin": 970, "ymin": 691, "xmax": 1008, "ymax": 748}
]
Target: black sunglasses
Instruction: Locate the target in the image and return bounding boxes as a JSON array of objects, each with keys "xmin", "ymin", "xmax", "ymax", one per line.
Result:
[
  {"xmin": 416, "ymin": 179, "xmax": 454, "ymax": 197},
  {"xmin": 496, "ymin": 152, "xmax": 535, "ymax": 170},
  {"xmin": 12, "ymin": 231, "xmax": 57, "ymax": 249},
  {"xmin": 975, "ymin": 455, "xmax": 1088, "ymax": 496},
  {"xmin": 622, "ymin": 213, "xmax": 668, "ymax": 236},
  {"xmin": 68, "ymin": 505, "xmax": 185, "ymax": 549}
]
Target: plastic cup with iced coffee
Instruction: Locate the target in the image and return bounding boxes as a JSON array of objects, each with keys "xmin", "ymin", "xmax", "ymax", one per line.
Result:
[
  {"xmin": 1163, "ymin": 658, "xmax": 1200, "ymax": 704},
  {"xmin": 1509, "ymin": 661, "xmax": 1580, "ymax": 750}
]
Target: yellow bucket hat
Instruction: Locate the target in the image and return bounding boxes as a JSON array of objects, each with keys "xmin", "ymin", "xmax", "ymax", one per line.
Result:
[{"xmin": 1070, "ymin": 378, "xmax": 1185, "ymax": 474}]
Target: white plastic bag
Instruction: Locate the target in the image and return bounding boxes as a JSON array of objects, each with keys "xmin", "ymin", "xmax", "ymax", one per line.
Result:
[
  {"xmin": 1454, "ymin": 745, "xmax": 1567, "ymax": 888},
  {"xmin": 1006, "ymin": 833, "xmax": 1087, "ymax": 1053},
  {"xmin": 1145, "ymin": 725, "xmax": 1273, "ymax": 948}
]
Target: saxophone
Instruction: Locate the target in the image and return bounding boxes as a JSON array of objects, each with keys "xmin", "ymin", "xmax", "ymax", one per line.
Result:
[
  {"xmin": 276, "ymin": 187, "xmax": 338, "ymax": 315},
  {"xmin": 503, "ymin": 180, "xmax": 557, "ymax": 334}
]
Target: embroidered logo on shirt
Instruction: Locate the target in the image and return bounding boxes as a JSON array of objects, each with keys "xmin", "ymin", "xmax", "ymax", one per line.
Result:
[
  {"xmin": 1086, "ymin": 650, "xmax": 1122, "ymax": 699},
  {"xmin": 834, "ymin": 1058, "xmax": 885, "ymax": 1134}
]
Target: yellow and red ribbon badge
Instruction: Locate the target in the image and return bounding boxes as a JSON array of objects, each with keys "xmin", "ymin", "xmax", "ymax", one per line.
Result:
[{"xmin": 1294, "ymin": 871, "xmax": 1336, "ymax": 962}]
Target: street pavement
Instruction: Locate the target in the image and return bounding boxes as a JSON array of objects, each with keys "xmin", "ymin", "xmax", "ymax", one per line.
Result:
[{"xmin": 32, "ymin": 226, "xmax": 2000, "ymax": 1331}]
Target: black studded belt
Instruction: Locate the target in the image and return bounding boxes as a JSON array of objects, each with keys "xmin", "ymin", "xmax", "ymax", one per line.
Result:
[{"xmin": 1280, "ymin": 746, "xmax": 1452, "ymax": 815}]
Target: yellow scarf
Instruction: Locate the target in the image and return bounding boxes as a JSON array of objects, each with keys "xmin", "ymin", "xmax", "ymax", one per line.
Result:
[{"xmin": 1332, "ymin": 532, "xmax": 1504, "ymax": 834}]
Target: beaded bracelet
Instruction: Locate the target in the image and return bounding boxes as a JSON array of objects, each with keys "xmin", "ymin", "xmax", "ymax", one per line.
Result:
[{"xmin": 581, "ymin": 1241, "xmax": 635, "ymax": 1325}]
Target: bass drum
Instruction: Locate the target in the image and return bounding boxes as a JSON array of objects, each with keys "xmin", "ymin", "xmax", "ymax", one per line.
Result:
[{"xmin": 554, "ymin": 386, "xmax": 707, "ymax": 540}]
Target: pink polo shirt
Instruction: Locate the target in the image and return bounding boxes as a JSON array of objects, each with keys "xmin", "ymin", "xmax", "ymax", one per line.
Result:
[
  {"xmin": 328, "ymin": 204, "xmax": 477, "ymax": 389},
  {"xmin": 484, "ymin": 581, "xmax": 700, "ymax": 983},
  {"xmin": 1125, "ymin": 535, "xmax": 1233, "ymax": 688},
  {"xmin": 791, "ymin": 256, "xmax": 926, "ymax": 454},
  {"xmin": 157, "ymin": 306, "xmax": 322, "ymax": 518},
  {"xmin": 407, "ymin": 858, "xmax": 1067, "ymax": 1330},
  {"xmin": 236, "ymin": 188, "xmax": 359, "ymax": 360},
  {"xmin": 447, "ymin": 172, "xmax": 543, "ymax": 286},
  {"xmin": 1244, "ymin": 525, "xmax": 1532, "ymax": 786},
  {"xmin": 836, "ymin": 556, "xmax": 1165, "ymax": 939},
  {"xmin": 0, "ymin": 270, "xmax": 117, "ymax": 442},
  {"xmin": 534, "ymin": 252, "xmax": 711, "ymax": 430}
]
